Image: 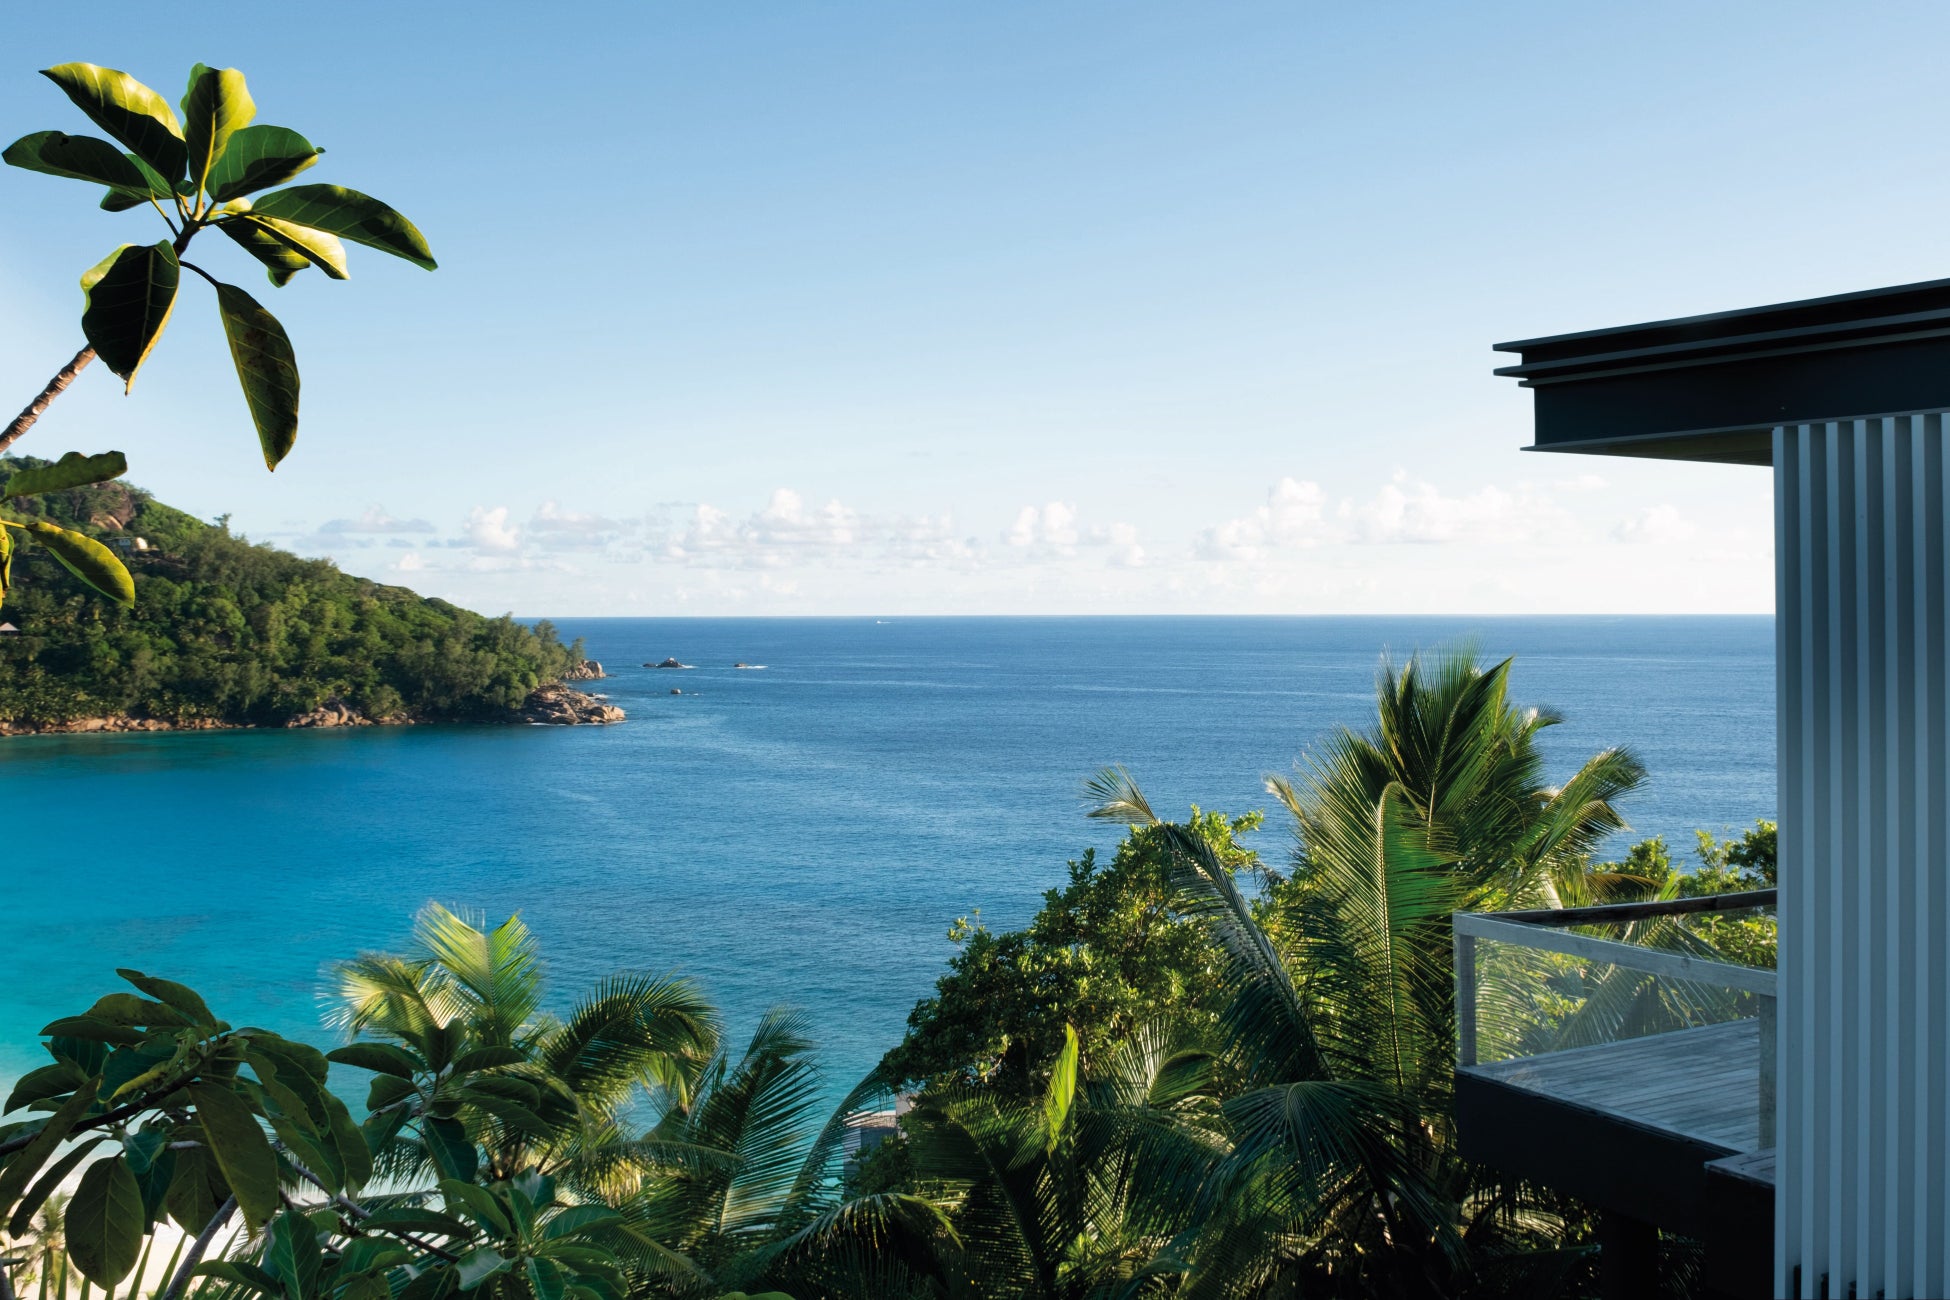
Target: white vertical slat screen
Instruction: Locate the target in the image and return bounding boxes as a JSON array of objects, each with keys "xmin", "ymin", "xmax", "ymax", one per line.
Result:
[{"xmin": 1775, "ymin": 413, "xmax": 1950, "ymax": 1299}]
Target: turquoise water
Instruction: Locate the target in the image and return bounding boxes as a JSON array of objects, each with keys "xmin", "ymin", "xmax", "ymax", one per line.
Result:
[{"xmin": 0, "ymin": 616, "xmax": 1774, "ymax": 1098}]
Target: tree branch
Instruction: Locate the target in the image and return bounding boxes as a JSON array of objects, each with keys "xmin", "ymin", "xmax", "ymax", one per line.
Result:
[
  {"xmin": 279, "ymin": 1153, "xmax": 461, "ymax": 1264},
  {"xmin": 0, "ymin": 348, "xmax": 95, "ymax": 457},
  {"xmin": 157, "ymin": 1196, "xmax": 235, "ymax": 1300}
]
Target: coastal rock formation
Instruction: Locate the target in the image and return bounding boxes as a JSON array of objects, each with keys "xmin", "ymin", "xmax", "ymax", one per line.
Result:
[
  {"xmin": 647, "ymin": 657, "xmax": 691, "ymax": 669},
  {"xmin": 0, "ymin": 715, "xmax": 211, "ymax": 735},
  {"xmin": 286, "ymin": 696, "xmax": 371, "ymax": 728},
  {"xmin": 520, "ymin": 683, "xmax": 625, "ymax": 725},
  {"xmin": 561, "ymin": 659, "xmax": 607, "ymax": 681}
]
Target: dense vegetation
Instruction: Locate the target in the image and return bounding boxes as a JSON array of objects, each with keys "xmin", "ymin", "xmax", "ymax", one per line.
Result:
[
  {"xmin": 0, "ymin": 456, "xmax": 583, "ymax": 727},
  {"xmin": 0, "ymin": 652, "xmax": 1774, "ymax": 1299}
]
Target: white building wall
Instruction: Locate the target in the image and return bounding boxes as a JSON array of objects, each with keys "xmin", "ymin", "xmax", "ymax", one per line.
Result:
[{"xmin": 1776, "ymin": 412, "xmax": 1950, "ymax": 1300}]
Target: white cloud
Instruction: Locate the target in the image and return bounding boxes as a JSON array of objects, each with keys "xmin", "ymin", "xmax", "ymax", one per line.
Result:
[
  {"xmin": 1006, "ymin": 502, "xmax": 1080, "ymax": 549},
  {"xmin": 531, "ymin": 500, "xmax": 622, "ymax": 537},
  {"xmin": 1611, "ymin": 504, "xmax": 1700, "ymax": 545},
  {"xmin": 320, "ymin": 506, "xmax": 436, "ymax": 535},
  {"xmin": 1194, "ymin": 477, "xmax": 1335, "ymax": 560},
  {"xmin": 395, "ymin": 553, "xmax": 425, "ymax": 572},
  {"xmin": 467, "ymin": 505, "xmax": 522, "ymax": 553},
  {"xmin": 1354, "ymin": 478, "xmax": 1527, "ymax": 544}
]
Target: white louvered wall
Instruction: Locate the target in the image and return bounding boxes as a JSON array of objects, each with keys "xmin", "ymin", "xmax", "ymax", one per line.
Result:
[{"xmin": 1776, "ymin": 413, "xmax": 1950, "ymax": 1300}]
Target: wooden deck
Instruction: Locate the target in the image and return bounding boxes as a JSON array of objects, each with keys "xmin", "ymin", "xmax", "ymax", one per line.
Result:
[{"xmin": 1462, "ymin": 1019, "xmax": 1763, "ymax": 1151}]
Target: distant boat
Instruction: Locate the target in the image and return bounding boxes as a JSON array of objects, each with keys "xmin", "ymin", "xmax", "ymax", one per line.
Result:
[{"xmin": 732, "ymin": 662, "xmax": 766, "ymax": 669}]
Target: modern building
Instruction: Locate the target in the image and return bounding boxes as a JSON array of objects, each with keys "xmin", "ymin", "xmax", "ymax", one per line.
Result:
[{"xmin": 1463, "ymin": 278, "xmax": 1950, "ymax": 1300}]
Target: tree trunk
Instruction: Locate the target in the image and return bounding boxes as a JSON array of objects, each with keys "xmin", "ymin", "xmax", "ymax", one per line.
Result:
[{"xmin": 0, "ymin": 347, "xmax": 96, "ymax": 457}]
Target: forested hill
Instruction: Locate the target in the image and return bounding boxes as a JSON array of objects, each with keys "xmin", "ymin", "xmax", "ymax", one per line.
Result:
[{"xmin": 0, "ymin": 456, "xmax": 590, "ymax": 730}]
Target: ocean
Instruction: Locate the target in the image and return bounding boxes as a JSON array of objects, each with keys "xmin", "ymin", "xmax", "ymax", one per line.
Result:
[{"xmin": 0, "ymin": 616, "xmax": 1774, "ymax": 1100}]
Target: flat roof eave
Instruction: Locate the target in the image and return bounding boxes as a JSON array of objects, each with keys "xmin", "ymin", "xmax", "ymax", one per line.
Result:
[{"xmin": 1495, "ymin": 277, "xmax": 1950, "ymax": 462}]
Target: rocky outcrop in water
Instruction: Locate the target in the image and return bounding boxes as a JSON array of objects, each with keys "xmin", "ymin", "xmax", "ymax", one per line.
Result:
[
  {"xmin": 562, "ymin": 659, "xmax": 607, "ymax": 681},
  {"xmin": 647, "ymin": 657, "xmax": 691, "ymax": 669},
  {"xmin": 520, "ymin": 683, "xmax": 625, "ymax": 725}
]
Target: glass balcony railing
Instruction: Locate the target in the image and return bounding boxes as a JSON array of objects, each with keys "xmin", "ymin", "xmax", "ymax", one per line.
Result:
[{"xmin": 1455, "ymin": 888, "xmax": 1778, "ymax": 1153}]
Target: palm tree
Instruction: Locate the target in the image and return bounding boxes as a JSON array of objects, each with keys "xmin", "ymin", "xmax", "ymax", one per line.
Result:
[
  {"xmin": 1086, "ymin": 648, "xmax": 1648, "ymax": 1298},
  {"xmin": 328, "ymin": 904, "xmax": 721, "ymax": 1192}
]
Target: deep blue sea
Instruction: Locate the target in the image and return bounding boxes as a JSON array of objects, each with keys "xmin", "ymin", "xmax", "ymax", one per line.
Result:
[{"xmin": 0, "ymin": 617, "xmax": 1775, "ymax": 1101}]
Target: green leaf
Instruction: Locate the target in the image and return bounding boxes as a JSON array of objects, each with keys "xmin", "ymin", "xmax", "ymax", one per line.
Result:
[
  {"xmin": 101, "ymin": 189, "xmax": 146, "ymax": 212},
  {"xmin": 217, "ymin": 214, "xmax": 312, "ymax": 287},
  {"xmin": 0, "ymin": 1079, "xmax": 99, "ymax": 1219},
  {"xmin": 455, "ymin": 1249, "xmax": 509, "ymax": 1291},
  {"xmin": 67, "ymin": 1154, "xmax": 145, "ymax": 1287},
  {"xmin": 214, "ymin": 281, "xmax": 301, "ymax": 470},
  {"xmin": 117, "ymin": 969, "xmax": 217, "ymax": 1027},
  {"xmin": 187, "ymin": 1081, "xmax": 280, "ymax": 1227},
  {"xmin": 326, "ymin": 1042, "xmax": 424, "ymax": 1079},
  {"xmin": 80, "ymin": 241, "xmax": 179, "ymax": 390},
  {"xmin": 38, "ymin": 1013, "xmax": 144, "ymax": 1043},
  {"xmin": 4, "ymin": 451, "xmax": 127, "ymax": 498},
  {"xmin": 358, "ymin": 1207, "xmax": 475, "ymax": 1238},
  {"xmin": 420, "ymin": 1116, "xmax": 478, "ymax": 1183},
  {"xmin": 366, "ymin": 1074, "xmax": 416, "ymax": 1112},
  {"xmin": 207, "ymin": 125, "xmax": 320, "ymax": 203},
  {"xmin": 181, "ymin": 66, "xmax": 253, "ymax": 197},
  {"xmin": 264, "ymin": 1209, "xmax": 320, "ymax": 1300},
  {"xmin": 524, "ymin": 1257, "xmax": 566, "ymax": 1300},
  {"xmin": 163, "ymin": 1143, "xmax": 223, "ymax": 1233},
  {"xmin": 539, "ymin": 1206, "xmax": 622, "ymax": 1241},
  {"xmin": 41, "ymin": 64, "xmax": 186, "ymax": 183},
  {"xmin": 448, "ymin": 1047, "xmax": 528, "ymax": 1074},
  {"xmin": 250, "ymin": 184, "xmax": 436, "ymax": 269},
  {"xmin": 438, "ymin": 1179, "xmax": 511, "ymax": 1238},
  {"xmin": 245, "ymin": 215, "xmax": 347, "ymax": 279},
  {"xmin": 323, "ymin": 1094, "xmax": 374, "ymax": 1195},
  {"xmin": 336, "ymin": 1238, "xmax": 412, "ymax": 1277},
  {"xmin": 193, "ymin": 1261, "xmax": 284, "ymax": 1297},
  {"xmin": 8, "ymin": 1135, "xmax": 108, "ymax": 1237},
  {"xmin": 1043, "ymin": 1022, "xmax": 1079, "ymax": 1150},
  {"xmin": 2, "ymin": 1060, "xmax": 87, "ymax": 1112},
  {"xmin": 26, "ymin": 521, "xmax": 135, "ymax": 607},
  {"xmin": 2, "ymin": 131, "xmax": 149, "ymax": 193}
]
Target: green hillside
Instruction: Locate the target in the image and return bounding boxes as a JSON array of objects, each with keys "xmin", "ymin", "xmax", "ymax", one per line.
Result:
[{"xmin": 0, "ymin": 456, "xmax": 585, "ymax": 728}]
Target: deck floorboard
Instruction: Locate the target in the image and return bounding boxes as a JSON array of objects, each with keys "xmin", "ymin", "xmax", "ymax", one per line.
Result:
[{"xmin": 1466, "ymin": 1020, "xmax": 1761, "ymax": 1151}]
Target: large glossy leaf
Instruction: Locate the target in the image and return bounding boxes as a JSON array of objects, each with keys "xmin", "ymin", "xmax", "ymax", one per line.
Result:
[
  {"xmin": 4, "ymin": 450, "xmax": 127, "ymax": 498},
  {"xmin": 26, "ymin": 521, "xmax": 135, "ymax": 606},
  {"xmin": 80, "ymin": 241, "xmax": 179, "ymax": 390},
  {"xmin": 66, "ymin": 1154, "xmax": 144, "ymax": 1286},
  {"xmin": 181, "ymin": 65, "xmax": 254, "ymax": 197},
  {"xmin": 187, "ymin": 1081, "xmax": 281, "ymax": 1227},
  {"xmin": 265, "ymin": 1209, "xmax": 321, "ymax": 1300},
  {"xmin": 214, "ymin": 282, "xmax": 301, "ymax": 469},
  {"xmin": 421, "ymin": 1115, "xmax": 479, "ymax": 1183},
  {"xmin": 208, "ymin": 125, "xmax": 321, "ymax": 202},
  {"xmin": 326, "ymin": 1042, "xmax": 424, "ymax": 1078},
  {"xmin": 117, "ymin": 968, "xmax": 218, "ymax": 1026},
  {"xmin": 250, "ymin": 184, "xmax": 436, "ymax": 269},
  {"xmin": 248, "ymin": 215, "xmax": 348, "ymax": 279},
  {"xmin": 2, "ymin": 131, "xmax": 149, "ymax": 194},
  {"xmin": 217, "ymin": 216, "xmax": 311, "ymax": 287},
  {"xmin": 41, "ymin": 64, "xmax": 186, "ymax": 183},
  {"xmin": 0, "ymin": 1079, "xmax": 100, "ymax": 1219},
  {"xmin": 9, "ymin": 1136, "xmax": 109, "ymax": 1237}
]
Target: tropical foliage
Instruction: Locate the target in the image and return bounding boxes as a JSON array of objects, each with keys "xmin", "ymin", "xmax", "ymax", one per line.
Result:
[
  {"xmin": 0, "ymin": 60, "xmax": 435, "ymax": 612},
  {"xmin": 0, "ymin": 651, "xmax": 1771, "ymax": 1299},
  {"xmin": 0, "ymin": 461, "xmax": 585, "ymax": 728}
]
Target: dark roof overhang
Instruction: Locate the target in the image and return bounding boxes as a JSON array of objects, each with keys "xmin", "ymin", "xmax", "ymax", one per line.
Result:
[{"xmin": 1494, "ymin": 277, "xmax": 1950, "ymax": 465}]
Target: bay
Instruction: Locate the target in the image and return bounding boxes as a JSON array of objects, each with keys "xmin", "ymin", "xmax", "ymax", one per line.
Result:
[{"xmin": 0, "ymin": 615, "xmax": 1774, "ymax": 1100}]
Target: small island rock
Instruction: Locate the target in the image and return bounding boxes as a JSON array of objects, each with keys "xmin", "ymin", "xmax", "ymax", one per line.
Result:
[{"xmin": 561, "ymin": 659, "xmax": 607, "ymax": 681}]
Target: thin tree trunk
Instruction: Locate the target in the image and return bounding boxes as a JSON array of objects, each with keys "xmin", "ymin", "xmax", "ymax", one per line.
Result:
[
  {"xmin": 156, "ymin": 1197, "xmax": 234, "ymax": 1300},
  {"xmin": 0, "ymin": 347, "xmax": 95, "ymax": 457}
]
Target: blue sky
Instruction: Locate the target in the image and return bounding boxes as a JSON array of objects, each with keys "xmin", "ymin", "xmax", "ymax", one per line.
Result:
[{"xmin": 0, "ymin": 1, "xmax": 1942, "ymax": 615}]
